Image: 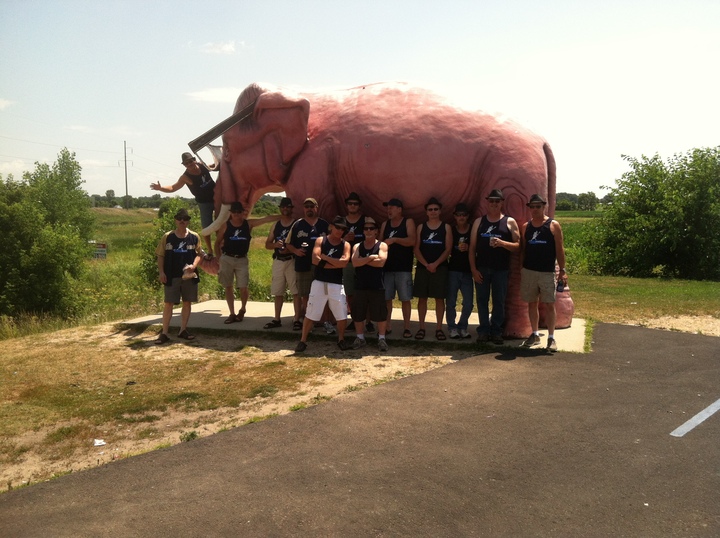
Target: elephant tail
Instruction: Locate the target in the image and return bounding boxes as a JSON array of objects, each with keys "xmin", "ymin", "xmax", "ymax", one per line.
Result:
[{"xmin": 544, "ymin": 142, "xmax": 557, "ymax": 217}]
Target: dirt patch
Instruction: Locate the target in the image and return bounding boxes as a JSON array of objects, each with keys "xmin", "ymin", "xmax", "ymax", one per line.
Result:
[
  {"xmin": 3, "ymin": 316, "xmax": 718, "ymax": 490},
  {"xmin": 625, "ymin": 315, "xmax": 720, "ymax": 336},
  {"xmin": 1, "ymin": 326, "xmax": 461, "ymax": 490}
]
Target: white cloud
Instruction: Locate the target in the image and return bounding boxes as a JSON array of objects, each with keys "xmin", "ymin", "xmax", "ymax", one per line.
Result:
[
  {"xmin": 186, "ymin": 87, "xmax": 242, "ymax": 103},
  {"xmin": 200, "ymin": 40, "xmax": 237, "ymax": 54},
  {"xmin": 0, "ymin": 98, "xmax": 15, "ymax": 110}
]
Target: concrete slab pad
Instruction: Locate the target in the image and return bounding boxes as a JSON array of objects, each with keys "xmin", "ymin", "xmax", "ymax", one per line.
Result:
[{"xmin": 126, "ymin": 300, "xmax": 587, "ymax": 353}]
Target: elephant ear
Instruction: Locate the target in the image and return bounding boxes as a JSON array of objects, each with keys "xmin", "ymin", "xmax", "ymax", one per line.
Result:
[{"xmin": 254, "ymin": 91, "xmax": 310, "ymax": 184}]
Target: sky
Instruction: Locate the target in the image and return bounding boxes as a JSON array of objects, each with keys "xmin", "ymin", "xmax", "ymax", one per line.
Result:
[{"xmin": 1, "ymin": 0, "xmax": 719, "ymax": 200}]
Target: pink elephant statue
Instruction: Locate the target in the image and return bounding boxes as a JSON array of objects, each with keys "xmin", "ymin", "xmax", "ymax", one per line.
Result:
[{"xmin": 193, "ymin": 82, "xmax": 573, "ymax": 338}]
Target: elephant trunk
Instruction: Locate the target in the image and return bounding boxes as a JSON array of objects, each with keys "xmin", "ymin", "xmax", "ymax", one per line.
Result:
[{"xmin": 202, "ymin": 204, "xmax": 230, "ymax": 236}]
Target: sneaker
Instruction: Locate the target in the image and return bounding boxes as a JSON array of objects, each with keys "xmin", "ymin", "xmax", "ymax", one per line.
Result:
[
  {"xmin": 352, "ymin": 337, "xmax": 367, "ymax": 349},
  {"xmin": 521, "ymin": 334, "xmax": 541, "ymax": 348},
  {"xmin": 365, "ymin": 321, "xmax": 375, "ymax": 333},
  {"xmin": 449, "ymin": 328, "xmax": 460, "ymax": 339},
  {"xmin": 476, "ymin": 333, "xmax": 489, "ymax": 343},
  {"xmin": 546, "ymin": 337, "xmax": 558, "ymax": 352},
  {"xmin": 492, "ymin": 334, "xmax": 504, "ymax": 345},
  {"xmin": 377, "ymin": 338, "xmax": 389, "ymax": 352},
  {"xmin": 459, "ymin": 329, "xmax": 471, "ymax": 339},
  {"xmin": 324, "ymin": 322, "xmax": 336, "ymax": 335},
  {"xmin": 295, "ymin": 341, "xmax": 307, "ymax": 353},
  {"xmin": 337, "ymin": 339, "xmax": 350, "ymax": 351}
]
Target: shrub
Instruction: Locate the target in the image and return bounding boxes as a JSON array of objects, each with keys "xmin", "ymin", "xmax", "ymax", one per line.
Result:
[{"xmin": 585, "ymin": 147, "xmax": 720, "ymax": 280}]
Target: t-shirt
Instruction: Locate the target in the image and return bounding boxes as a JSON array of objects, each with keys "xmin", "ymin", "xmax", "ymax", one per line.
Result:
[{"xmin": 287, "ymin": 218, "xmax": 329, "ymax": 272}]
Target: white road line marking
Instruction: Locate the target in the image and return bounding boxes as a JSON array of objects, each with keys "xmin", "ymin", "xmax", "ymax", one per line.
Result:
[{"xmin": 670, "ymin": 398, "xmax": 720, "ymax": 437}]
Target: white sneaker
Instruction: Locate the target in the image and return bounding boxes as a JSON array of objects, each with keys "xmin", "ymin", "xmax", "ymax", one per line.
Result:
[
  {"xmin": 459, "ymin": 329, "xmax": 471, "ymax": 339},
  {"xmin": 449, "ymin": 329, "xmax": 460, "ymax": 339},
  {"xmin": 324, "ymin": 322, "xmax": 336, "ymax": 335}
]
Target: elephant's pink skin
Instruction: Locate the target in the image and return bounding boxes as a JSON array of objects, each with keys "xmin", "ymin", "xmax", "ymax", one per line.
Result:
[{"xmin": 211, "ymin": 82, "xmax": 572, "ymax": 337}]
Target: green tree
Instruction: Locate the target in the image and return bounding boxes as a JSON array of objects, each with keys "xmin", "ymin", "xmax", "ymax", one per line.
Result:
[
  {"xmin": 585, "ymin": 147, "xmax": 720, "ymax": 280},
  {"xmin": 1, "ymin": 150, "xmax": 95, "ymax": 317},
  {"xmin": 105, "ymin": 189, "xmax": 116, "ymax": 206},
  {"xmin": 577, "ymin": 192, "xmax": 599, "ymax": 211}
]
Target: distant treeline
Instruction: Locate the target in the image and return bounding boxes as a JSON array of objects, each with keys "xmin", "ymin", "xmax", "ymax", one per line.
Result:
[{"xmin": 89, "ymin": 192, "xmax": 282, "ymax": 216}]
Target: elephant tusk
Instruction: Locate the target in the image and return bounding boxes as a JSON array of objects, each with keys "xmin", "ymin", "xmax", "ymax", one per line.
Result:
[{"xmin": 202, "ymin": 204, "xmax": 230, "ymax": 236}]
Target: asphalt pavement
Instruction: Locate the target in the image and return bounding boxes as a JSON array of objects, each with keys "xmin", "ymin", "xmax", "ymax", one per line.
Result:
[{"xmin": 1, "ymin": 321, "xmax": 718, "ymax": 537}]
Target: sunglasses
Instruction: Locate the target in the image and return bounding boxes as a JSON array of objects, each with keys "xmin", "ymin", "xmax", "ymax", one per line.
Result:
[
  {"xmin": 176, "ymin": 217, "xmax": 191, "ymax": 222},
  {"xmin": 346, "ymin": 201, "xmax": 360, "ymax": 206},
  {"xmin": 488, "ymin": 200, "xmax": 502, "ymax": 204},
  {"xmin": 529, "ymin": 204, "xmax": 543, "ymax": 209},
  {"xmin": 454, "ymin": 212, "xmax": 469, "ymax": 217},
  {"xmin": 363, "ymin": 226, "xmax": 377, "ymax": 231},
  {"xmin": 281, "ymin": 205, "xmax": 294, "ymax": 209},
  {"xmin": 427, "ymin": 207, "xmax": 440, "ymax": 212},
  {"xmin": 303, "ymin": 204, "xmax": 316, "ymax": 209}
]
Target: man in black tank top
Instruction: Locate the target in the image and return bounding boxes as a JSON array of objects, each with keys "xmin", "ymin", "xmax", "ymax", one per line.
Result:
[
  {"xmin": 519, "ymin": 194, "xmax": 567, "ymax": 352},
  {"xmin": 379, "ymin": 198, "xmax": 416, "ymax": 338},
  {"xmin": 214, "ymin": 202, "xmax": 275, "ymax": 324},
  {"xmin": 342, "ymin": 192, "xmax": 368, "ymax": 329},
  {"xmin": 264, "ymin": 197, "xmax": 300, "ymax": 329},
  {"xmin": 349, "ymin": 217, "xmax": 390, "ymax": 352},
  {"xmin": 150, "ymin": 152, "xmax": 218, "ymax": 252},
  {"xmin": 446, "ymin": 203, "xmax": 474, "ymax": 339},
  {"xmin": 296, "ymin": 217, "xmax": 352, "ymax": 353},
  {"xmin": 468, "ymin": 189, "xmax": 520, "ymax": 344},
  {"xmin": 413, "ymin": 197, "xmax": 452, "ymax": 341}
]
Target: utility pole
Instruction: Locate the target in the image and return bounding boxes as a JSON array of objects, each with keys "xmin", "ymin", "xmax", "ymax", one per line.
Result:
[{"xmin": 119, "ymin": 141, "xmax": 133, "ymax": 209}]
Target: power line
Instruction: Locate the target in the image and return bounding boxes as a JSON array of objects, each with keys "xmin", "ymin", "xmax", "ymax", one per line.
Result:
[{"xmin": 0, "ymin": 134, "xmax": 122, "ymax": 155}]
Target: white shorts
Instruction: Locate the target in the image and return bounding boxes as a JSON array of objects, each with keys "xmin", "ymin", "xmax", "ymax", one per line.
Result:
[{"xmin": 305, "ymin": 280, "xmax": 347, "ymax": 322}]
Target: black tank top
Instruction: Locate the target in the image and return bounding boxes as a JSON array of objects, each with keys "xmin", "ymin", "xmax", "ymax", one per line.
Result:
[
  {"xmin": 523, "ymin": 218, "xmax": 556, "ymax": 272},
  {"xmin": 476, "ymin": 215, "xmax": 513, "ymax": 270},
  {"xmin": 344, "ymin": 215, "xmax": 365, "ymax": 247},
  {"xmin": 354, "ymin": 241, "xmax": 385, "ymax": 291},
  {"xmin": 418, "ymin": 222, "xmax": 447, "ymax": 266},
  {"xmin": 448, "ymin": 226, "xmax": 472, "ymax": 273},
  {"xmin": 314, "ymin": 236, "xmax": 345, "ymax": 284},
  {"xmin": 272, "ymin": 219, "xmax": 295, "ymax": 259},
  {"xmin": 185, "ymin": 163, "xmax": 215, "ymax": 203},
  {"xmin": 382, "ymin": 218, "xmax": 414, "ymax": 272},
  {"xmin": 221, "ymin": 220, "xmax": 250, "ymax": 257}
]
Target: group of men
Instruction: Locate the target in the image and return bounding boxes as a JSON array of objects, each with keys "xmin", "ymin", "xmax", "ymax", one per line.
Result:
[{"xmin": 153, "ymin": 153, "xmax": 568, "ymax": 352}]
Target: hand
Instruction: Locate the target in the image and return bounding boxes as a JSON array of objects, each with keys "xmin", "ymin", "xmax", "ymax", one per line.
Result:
[
  {"xmin": 427, "ymin": 262, "xmax": 437, "ymax": 273},
  {"xmin": 150, "ymin": 181, "xmax": 161, "ymax": 191},
  {"xmin": 159, "ymin": 271, "xmax": 167, "ymax": 284},
  {"xmin": 458, "ymin": 241, "xmax": 469, "ymax": 252},
  {"xmin": 472, "ymin": 270, "xmax": 483, "ymax": 284},
  {"xmin": 345, "ymin": 231, "xmax": 356, "ymax": 242}
]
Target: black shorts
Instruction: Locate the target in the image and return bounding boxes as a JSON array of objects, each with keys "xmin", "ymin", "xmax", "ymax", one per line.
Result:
[{"xmin": 351, "ymin": 289, "xmax": 388, "ymax": 323}]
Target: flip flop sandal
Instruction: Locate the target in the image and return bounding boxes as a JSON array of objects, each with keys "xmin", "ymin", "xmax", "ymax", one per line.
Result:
[
  {"xmin": 403, "ymin": 329, "xmax": 412, "ymax": 338},
  {"xmin": 264, "ymin": 319, "xmax": 282, "ymax": 329},
  {"xmin": 154, "ymin": 333, "xmax": 169, "ymax": 345},
  {"xmin": 236, "ymin": 309, "xmax": 246, "ymax": 322},
  {"xmin": 435, "ymin": 329, "xmax": 447, "ymax": 341},
  {"xmin": 224, "ymin": 314, "xmax": 237, "ymax": 324},
  {"xmin": 177, "ymin": 330, "xmax": 196, "ymax": 341},
  {"xmin": 293, "ymin": 320, "xmax": 303, "ymax": 331},
  {"xmin": 415, "ymin": 329, "xmax": 425, "ymax": 340}
]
